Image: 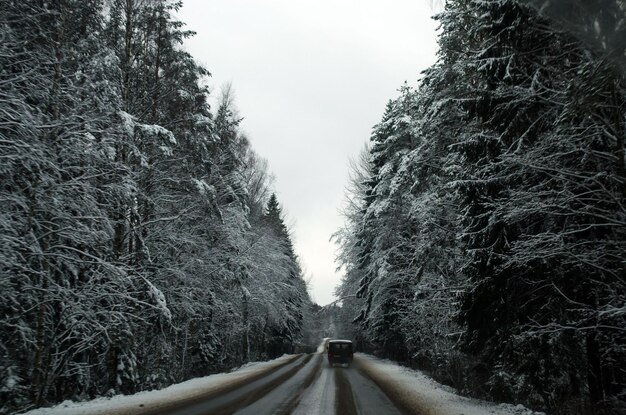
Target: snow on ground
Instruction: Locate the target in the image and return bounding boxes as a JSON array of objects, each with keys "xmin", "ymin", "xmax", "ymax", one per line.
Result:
[
  {"xmin": 356, "ymin": 353, "xmax": 546, "ymax": 415},
  {"xmin": 317, "ymin": 337, "xmax": 330, "ymax": 353},
  {"xmin": 22, "ymin": 354, "xmax": 298, "ymax": 415}
]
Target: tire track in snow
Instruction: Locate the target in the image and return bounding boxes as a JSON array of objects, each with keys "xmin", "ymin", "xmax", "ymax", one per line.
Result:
[
  {"xmin": 334, "ymin": 367, "xmax": 358, "ymax": 415},
  {"xmin": 235, "ymin": 352, "xmax": 323, "ymax": 415},
  {"xmin": 291, "ymin": 362, "xmax": 336, "ymax": 415},
  {"xmin": 345, "ymin": 363, "xmax": 405, "ymax": 415},
  {"xmin": 158, "ymin": 354, "xmax": 311, "ymax": 415},
  {"xmin": 280, "ymin": 352, "xmax": 324, "ymax": 413}
]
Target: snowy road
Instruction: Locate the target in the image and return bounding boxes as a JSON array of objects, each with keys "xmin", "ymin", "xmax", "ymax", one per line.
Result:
[
  {"xmin": 26, "ymin": 346, "xmax": 541, "ymax": 415},
  {"xmin": 157, "ymin": 352, "xmax": 402, "ymax": 415}
]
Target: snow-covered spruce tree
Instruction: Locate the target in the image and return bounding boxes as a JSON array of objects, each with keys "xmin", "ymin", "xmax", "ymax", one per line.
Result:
[
  {"xmin": 488, "ymin": 48, "xmax": 626, "ymax": 412},
  {"xmin": 335, "ymin": 82, "xmax": 464, "ymax": 382},
  {"xmin": 104, "ymin": 0, "xmax": 310, "ymax": 380},
  {"xmin": 102, "ymin": 0, "xmax": 202, "ymax": 391},
  {"xmin": 102, "ymin": 0, "xmax": 256, "ymax": 387},
  {"xmin": 333, "ymin": 145, "xmax": 375, "ymax": 351},
  {"xmin": 1, "ymin": 1, "xmax": 311, "ymax": 412},
  {"xmin": 519, "ymin": 0, "xmax": 626, "ymax": 74},
  {"xmin": 350, "ymin": 87, "xmax": 422, "ymax": 362},
  {"xmin": 259, "ymin": 194, "xmax": 308, "ymax": 357},
  {"xmin": 0, "ymin": 0, "xmax": 152, "ymax": 408},
  {"xmin": 438, "ymin": 0, "xmax": 626, "ymax": 411},
  {"xmin": 0, "ymin": 6, "xmax": 53, "ymax": 410},
  {"xmin": 392, "ymin": 75, "xmax": 465, "ymax": 385},
  {"xmin": 335, "ymin": 0, "xmax": 624, "ymax": 411}
]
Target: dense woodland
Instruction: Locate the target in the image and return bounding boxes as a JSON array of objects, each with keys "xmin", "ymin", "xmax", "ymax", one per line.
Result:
[
  {"xmin": 2, "ymin": 0, "xmax": 625, "ymax": 414},
  {"xmin": 334, "ymin": 1, "xmax": 625, "ymax": 414},
  {"xmin": 0, "ymin": 0, "xmax": 311, "ymax": 413}
]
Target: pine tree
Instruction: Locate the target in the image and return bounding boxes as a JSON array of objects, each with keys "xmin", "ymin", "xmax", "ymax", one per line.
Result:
[
  {"xmin": 440, "ymin": 0, "xmax": 626, "ymax": 410},
  {"xmin": 349, "ymin": 88, "xmax": 421, "ymax": 361},
  {"xmin": 1, "ymin": 1, "xmax": 312, "ymax": 411},
  {"xmin": 261, "ymin": 194, "xmax": 306, "ymax": 356},
  {"xmin": 335, "ymin": 0, "xmax": 625, "ymax": 411}
]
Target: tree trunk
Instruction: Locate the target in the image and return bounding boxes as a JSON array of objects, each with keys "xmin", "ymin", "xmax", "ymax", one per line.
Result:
[
  {"xmin": 586, "ymin": 330, "xmax": 604, "ymax": 412},
  {"xmin": 610, "ymin": 80, "xmax": 626, "ymax": 199},
  {"xmin": 122, "ymin": 0, "xmax": 134, "ymax": 105}
]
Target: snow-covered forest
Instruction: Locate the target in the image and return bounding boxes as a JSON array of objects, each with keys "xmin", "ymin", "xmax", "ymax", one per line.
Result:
[
  {"xmin": 334, "ymin": 1, "xmax": 625, "ymax": 414},
  {"xmin": 0, "ymin": 1, "xmax": 312, "ymax": 413},
  {"xmin": 2, "ymin": 0, "xmax": 625, "ymax": 414}
]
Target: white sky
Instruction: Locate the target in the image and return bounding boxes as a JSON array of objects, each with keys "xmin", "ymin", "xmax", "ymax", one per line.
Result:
[{"xmin": 176, "ymin": 0, "xmax": 439, "ymax": 305}]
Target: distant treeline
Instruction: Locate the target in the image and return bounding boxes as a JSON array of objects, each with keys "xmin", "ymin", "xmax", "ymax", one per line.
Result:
[
  {"xmin": 0, "ymin": 1, "xmax": 310, "ymax": 413},
  {"xmin": 335, "ymin": 1, "xmax": 625, "ymax": 414}
]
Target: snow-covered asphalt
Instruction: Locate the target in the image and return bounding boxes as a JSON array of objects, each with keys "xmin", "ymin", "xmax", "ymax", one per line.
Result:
[
  {"xmin": 161, "ymin": 352, "xmax": 402, "ymax": 415},
  {"xmin": 25, "ymin": 344, "xmax": 542, "ymax": 415}
]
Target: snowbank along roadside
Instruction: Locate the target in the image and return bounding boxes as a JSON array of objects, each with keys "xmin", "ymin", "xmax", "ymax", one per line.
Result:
[
  {"xmin": 22, "ymin": 354, "xmax": 299, "ymax": 415},
  {"xmin": 355, "ymin": 353, "xmax": 546, "ymax": 415}
]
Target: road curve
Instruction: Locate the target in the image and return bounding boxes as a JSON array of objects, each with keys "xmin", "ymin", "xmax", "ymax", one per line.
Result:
[{"xmin": 158, "ymin": 352, "xmax": 404, "ymax": 415}]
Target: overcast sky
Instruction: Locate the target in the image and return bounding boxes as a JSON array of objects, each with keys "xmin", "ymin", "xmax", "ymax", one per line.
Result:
[{"xmin": 176, "ymin": 0, "xmax": 440, "ymax": 305}]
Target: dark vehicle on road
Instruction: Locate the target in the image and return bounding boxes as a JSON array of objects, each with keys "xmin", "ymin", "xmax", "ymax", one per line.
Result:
[{"xmin": 327, "ymin": 339, "xmax": 353, "ymax": 367}]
